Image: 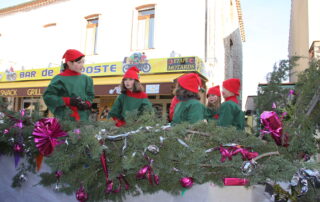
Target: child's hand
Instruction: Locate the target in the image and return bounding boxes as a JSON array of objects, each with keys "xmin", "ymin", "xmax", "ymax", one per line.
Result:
[
  {"xmin": 77, "ymin": 100, "xmax": 91, "ymax": 110},
  {"xmin": 70, "ymin": 97, "xmax": 82, "ymax": 106}
]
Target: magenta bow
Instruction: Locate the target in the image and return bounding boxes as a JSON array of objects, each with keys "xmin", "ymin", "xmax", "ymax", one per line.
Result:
[
  {"xmin": 32, "ymin": 118, "xmax": 68, "ymax": 156},
  {"xmin": 218, "ymin": 146, "xmax": 258, "ymax": 162},
  {"xmin": 260, "ymin": 111, "xmax": 289, "ymax": 146}
]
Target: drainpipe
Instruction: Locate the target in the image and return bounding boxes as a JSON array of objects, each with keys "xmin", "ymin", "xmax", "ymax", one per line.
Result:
[{"xmin": 205, "ymin": 0, "xmax": 208, "ymax": 62}]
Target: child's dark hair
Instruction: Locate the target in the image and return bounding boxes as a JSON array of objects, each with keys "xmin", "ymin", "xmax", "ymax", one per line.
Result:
[
  {"xmin": 63, "ymin": 56, "xmax": 84, "ymax": 71},
  {"xmin": 120, "ymin": 79, "xmax": 144, "ymax": 94},
  {"xmin": 173, "ymin": 84, "xmax": 200, "ymax": 100}
]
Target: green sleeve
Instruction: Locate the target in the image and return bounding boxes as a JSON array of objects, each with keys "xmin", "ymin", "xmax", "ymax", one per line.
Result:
[
  {"xmin": 187, "ymin": 103, "xmax": 205, "ymax": 124},
  {"xmin": 86, "ymin": 76, "xmax": 95, "ymax": 103},
  {"xmin": 140, "ymin": 98, "xmax": 153, "ymax": 112},
  {"xmin": 218, "ymin": 103, "xmax": 233, "ymax": 127},
  {"xmin": 43, "ymin": 77, "xmax": 65, "ymax": 114},
  {"xmin": 108, "ymin": 95, "xmax": 124, "ymax": 120}
]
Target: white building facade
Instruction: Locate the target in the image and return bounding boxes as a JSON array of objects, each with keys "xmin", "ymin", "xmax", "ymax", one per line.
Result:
[{"xmin": 0, "ymin": 0, "xmax": 245, "ymax": 90}]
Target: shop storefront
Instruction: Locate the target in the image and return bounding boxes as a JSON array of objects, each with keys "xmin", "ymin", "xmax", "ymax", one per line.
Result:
[{"xmin": 0, "ymin": 56, "xmax": 208, "ymax": 120}]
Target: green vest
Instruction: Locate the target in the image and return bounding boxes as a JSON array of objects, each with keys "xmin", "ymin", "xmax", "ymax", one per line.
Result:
[
  {"xmin": 43, "ymin": 74, "xmax": 94, "ymax": 121},
  {"xmin": 218, "ymin": 100, "xmax": 244, "ymax": 130},
  {"xmin": 205, "ymin": 107, "xmax": 219, "ymax": 121},
  {"xmin": 108, "ymin": 92, "xmax": 152, "ymax": 121},
  {"xmin": 172, "ymin": 99, "xmax": 206, "ymax": 124}
]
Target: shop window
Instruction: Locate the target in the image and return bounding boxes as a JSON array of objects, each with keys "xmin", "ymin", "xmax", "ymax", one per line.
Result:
[
  {"xmin": 85, "ymin": 14, "xmax": 99, "ymax": 55},
  {"xmin": 22, "ymin": 98, "xmax": 42, "ymax": 117},
  {"xmin": 135, "ymin": 5, "xmax": 155, "ymax": 50}
]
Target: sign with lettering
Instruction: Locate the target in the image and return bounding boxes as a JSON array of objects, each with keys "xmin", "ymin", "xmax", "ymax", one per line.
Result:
[
  {"xmin": 0, "ymin": 56, "xmax": 205, "ymax": 82},
  {"xmin": 0, "ymin": 88, "xmax": 45, "ymax": 97},
  {"xmin": 167, "ymin": 57, "xmax": 196, "ymax": 71},
  {"xmin": 146, "ymin": 84, "xmax": 160, "ymax": 94}
]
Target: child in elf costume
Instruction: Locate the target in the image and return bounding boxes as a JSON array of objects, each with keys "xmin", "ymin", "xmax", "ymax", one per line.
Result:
[
  {"xmin": 43, "ymin": 49, "xmax": 95, "ymax": 121},
  {"xmin": 172, "ymin": 73, "xmax": 206, "ymax": 124},
  {"xmin": 218, "ymin": 78, "xmax": 244, "ymax": 130},
  {"xmin": 108, "ymin": 66, "xmax": 152, "ymax": 127},
  {"xmin": 206, "ymin": 85, "xmax": 221, "ymax": 120}
]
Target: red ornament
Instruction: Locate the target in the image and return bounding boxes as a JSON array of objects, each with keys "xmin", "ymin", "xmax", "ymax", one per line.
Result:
[
  {"xmin": 180, "ymin": 177, "xmax": 194, "ymax": 188},
  {"xmin": 55, "ymin": 170, "xmax": 63, "ymax": 179},
  {"xmin": 13, "ymin": 144, "xmax": 24, "ymax": 153},
  {"xmin": 76, "ymin": 185, "xmax": 88, "ymax": 202}
]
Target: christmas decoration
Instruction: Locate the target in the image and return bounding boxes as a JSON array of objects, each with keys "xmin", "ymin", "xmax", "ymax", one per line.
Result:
[
  {"xmin": 223, "ymin": 178, "xmax": 249, "ymax": 186},
  {"xmin": 76, "ymin": 184, "xmax": 88, "ymax": 202},
  {"xmin": 13, "ymin": 143, "xmax": 24, "ymax": 167},
  {"xmin": 180, "ymin": 177, "xmax": 194, "ymax": 188},
  {"xmin": 290, "ymin": 168, "xmax": 320, "ymax": 197},
  {"xmin": 100, "ymin": 150, "xmax": 113, "ymax": 193},
  {"xmin": 19, "ymin": 174, "xmax": 27, "ymax": 182},
  {"xmin": 146, "ymin": 145, "xmax": 159, "ymax": 154},
  {"xmin": 260, "ymin": 111, "xmax": 288, "ymax": 146},
  {"xmin": 13, "ymin": 143, "xmax": 24, "ymax": 152},
  {"xmin": 113, "ymin": 174, "xmax": 130, "ymax": 193},
  {"xmin": 241, "ymin": 151, "xmax": 280, "ymax": 176},
  {"xmin": 136, "ymin": 155, "xmax": 159, "ymax": 185},
  {"xmin": 54, "ymin": 170, "xmax": 63, "ymax": 191},
  {"xmin": 36, "ymin": 154, "xmax": 43, "ymax": 171},
  {"xmin": 0, "ymin": 58, "xmax": 319, "ymax": 202},
  {"xmin": 32, "ymin": 118, "xmax": 68, "ymax": 156},
  {"xmin": 214, "ymin": 144, "xmax": 259, "ymax": 162}
]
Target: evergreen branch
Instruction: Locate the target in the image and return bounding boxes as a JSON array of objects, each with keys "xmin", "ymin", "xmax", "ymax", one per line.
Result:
[
  {"xmin": 306, "ymin": 85, "xmax": 320, "ymax": 116},
  {"xmin": 186, "ymin": 130, "xmax": 210, "ymax": 137},
  {"xmin": 252, "ymin": 151, "xmax": 280, "ymax": 161}
]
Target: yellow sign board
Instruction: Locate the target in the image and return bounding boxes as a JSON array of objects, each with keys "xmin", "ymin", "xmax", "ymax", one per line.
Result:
[{"xmin": 0, "ymin": 56, "xmax": 204, "ymax": 82}]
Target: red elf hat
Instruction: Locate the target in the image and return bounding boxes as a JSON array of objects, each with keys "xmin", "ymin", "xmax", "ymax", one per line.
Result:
[
  {"xmin": 123, "ymin": 66, "xmax": 140, "ymax": 80},
  {"xmin": 62, "ymin": 49, "xmax": 85, "ymax": 62},
  {"xmin": 207, "ymin": 85, "xmax": 221, "ymax": 97},
  {"xmin": 177, "ymin": 73, "xmax": 202, "ymax": 93},
  {"xmin": 223, "ymin": 78, "xmax": 240, "ymax": 96}
]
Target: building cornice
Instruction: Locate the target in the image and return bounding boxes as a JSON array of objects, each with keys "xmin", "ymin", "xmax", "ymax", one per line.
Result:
[
  {"xmin": 0, "ymin": 0, "xmax": 64, "ymax": 16},
  {"xmin": 235, "ymin": 0, "xmax": 246, "ymax": 42}
]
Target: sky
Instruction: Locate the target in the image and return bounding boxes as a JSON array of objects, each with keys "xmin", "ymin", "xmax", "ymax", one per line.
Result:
[
  {"xmin": 0, "ymin": 0, "xmax": 32, "ymax": 9},
  {"xmin": 241, "ymin": 0, "xmax": 291, "ymax": 108}
]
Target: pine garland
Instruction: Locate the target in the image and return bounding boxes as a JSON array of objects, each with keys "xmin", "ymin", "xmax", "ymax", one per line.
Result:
[
  {"xmin": 0, "ymin": 57, "xmax": 319, "ymax": 201},
  {"xmin": 0, "ymin": 108, "xmax": 307, "ymax": 201}
]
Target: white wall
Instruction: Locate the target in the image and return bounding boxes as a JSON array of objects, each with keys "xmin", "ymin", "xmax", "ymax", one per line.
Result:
[{"xmin": 0, "ymin": 0, "xmax": 243, "ymax": 91}]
